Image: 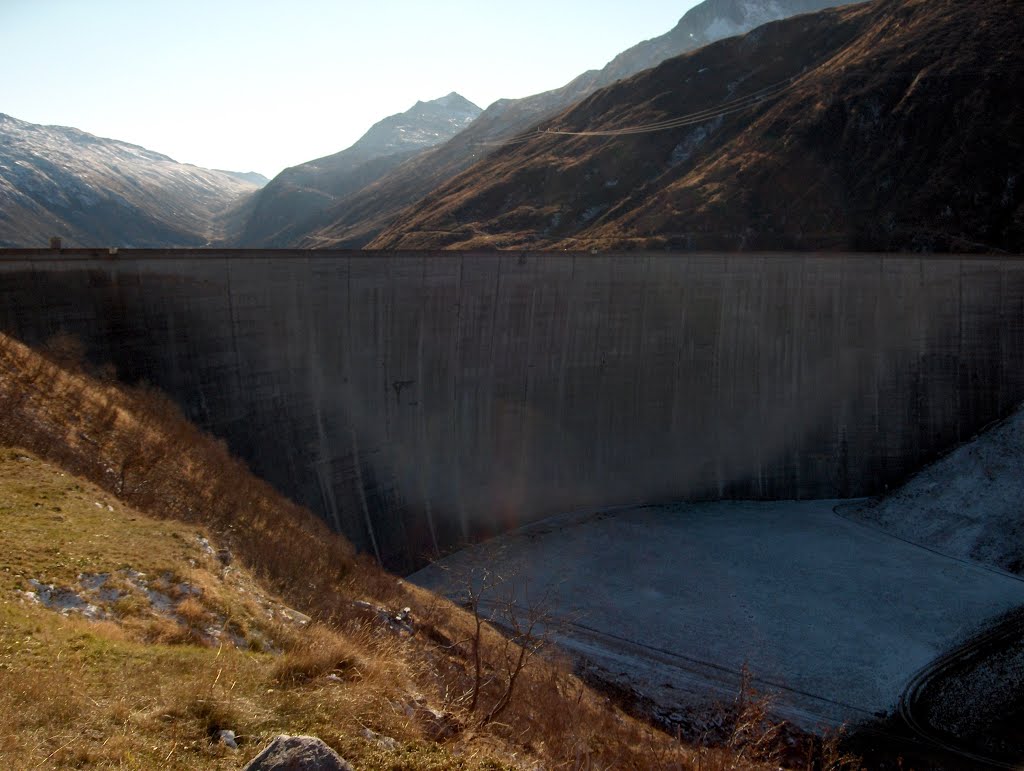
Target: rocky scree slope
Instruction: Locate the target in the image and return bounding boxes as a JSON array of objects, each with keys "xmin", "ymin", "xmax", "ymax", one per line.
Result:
[
  {"xmin": 232, "ymin": 93, "xmax": 481, "ymax": 247},
  {"xmin": 0, "ymin": 113, "xmax": 265, "ymax": 248},
  {"xmin": 287, "ymin": 0, "xmax": 847, "ymax": 248},
  {"xmin": 845, "ymin": 400, "xmax": 1024, "ymax": 576},
  {"xmin": 370, "ymin": 0, "xmax": 1023, "ymax": 253}
]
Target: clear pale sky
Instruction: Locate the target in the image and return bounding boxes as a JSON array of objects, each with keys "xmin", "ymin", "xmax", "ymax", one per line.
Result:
[{"xmin": 2, "ymin": 1, "xmax": 701, "ymax": 178}]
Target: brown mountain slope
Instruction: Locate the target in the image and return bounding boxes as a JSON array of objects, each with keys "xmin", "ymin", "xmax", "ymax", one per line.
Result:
[
  {"xmin": 300, "ymin": 0, "xmax": 847, "ymax": 249},
  {"xmin": 229, "ymin": 93, "xmax": 481, "ymax": 248},
  {"xmin": 298, "ymin": 72, "xmax": 602, "ymax": 248},
  {"xmin": 369, "ymin": 0, "xmax": 1024, "ymax": 253}
]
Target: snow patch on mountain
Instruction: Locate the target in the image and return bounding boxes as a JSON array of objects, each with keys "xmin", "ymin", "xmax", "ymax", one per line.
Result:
[
  {"xmin": 0, "ymin": 113, "xmax": 262, "ymax": 247},
  {"xmin": 601, "ymin": 0, "xmax": 849, "ymax": 83},
  {"xmin": 347, "ymin": 92, "xmax": 481, "ymax": 159}
]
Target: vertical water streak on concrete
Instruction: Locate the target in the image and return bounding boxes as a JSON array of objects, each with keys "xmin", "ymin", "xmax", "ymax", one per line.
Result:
[
  {"xmin": 955, "ymin": 257, "xmax": 964, "ymax": 442},
  {"xmin": 307, "ymin": 303, "xmax": 344, "ymax": 536},
  {"xmin": 596, "ymin": 256, "xmax": 615, "ymax": 476},
  {"xmin": 484, "ymin": 255, "xmax": 503, "ymax": 533},
  {"xmin": 794, "ymin": 256, "xmax": 806, "ymax": 423},
  {"xmin": 451, "ymin": 256, "xmax": 468, "ymax": 542},
  {"xmin": 488, "ymin": 258, "xmax": 502, "ymax": 395},
  {"xmin": 381, "ymin": 258, "xmax": 394, "ymax": 496},
  {"xmin": 344, "ymin": 259, "xmax": 382, "ymax": 565},
  {"xmin": 417, "ymin": 255, "xmax": 440, "ymax": 558},
  {"xmin": 349, "ymin": 424, "xmax": 382, "ymax": 565},
  {"xmin": 633, "ymin": 256, "xmax": 651, "ymax": 494},
  {"xmin": 222, "ymin": 258, "xmax": 246, "ymax": 411},
  {"xmin": 555, "ymin": 255, "xmax": 576, "ymax": 492},
  {"xmin": 165, "ymin": 297, "xmax": 181, "ymax": 401},
  {"xmin": 997, "ymin": 260, "xmax": 1007, "ymax": 415},
  {"xmin": 872, "ymin": 255, "xmax": 883, "ymax": 443},
  {"xmin": 752, "ymin": 255, "xmax": 765, "ymax": 497},
  {"xmin": 668, "ymin": 257, "xmax": 689, "ymax": 463},
  {"xmin": 836, "ymin": 256, "xmax": 849, "ymax": 496},
  {"xmin": 713, "ymin": 258, "xmax": 727, "ymax": 496},
  {"xmin": 180, "ymin": 259, "xmax": 214, "ymax": 424},
  {"xmin": 382, "ymin": 257, "xmax": 411, "ymax": 559},
  {"xmin": 519, "ymin": 255, "xmax": 538, "ymax": 506}
]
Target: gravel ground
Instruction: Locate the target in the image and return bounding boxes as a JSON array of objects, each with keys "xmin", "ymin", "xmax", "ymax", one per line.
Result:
[
  {"xmin": 412, "ymin": 499, "xmax": 1024, "ymax": 729},
  {"xmin": 921, "ymin": 611, "xmax": 1024, "ymax": 759}
]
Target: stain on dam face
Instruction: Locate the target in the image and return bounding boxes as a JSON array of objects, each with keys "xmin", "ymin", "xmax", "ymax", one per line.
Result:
[{"xmin": 1, "ymin": 250, "xmax": 1023, "ymax": 572}]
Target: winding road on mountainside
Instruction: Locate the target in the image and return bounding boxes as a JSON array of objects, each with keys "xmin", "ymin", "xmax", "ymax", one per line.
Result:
[{"xmin": 897, "ymin": 612, "xmax": 1024, "ymax": 770}]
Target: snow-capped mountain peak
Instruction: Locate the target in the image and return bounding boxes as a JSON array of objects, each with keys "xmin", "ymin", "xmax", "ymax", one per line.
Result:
[{"xmin": 0, "ymin": 113, "xmax": 263, "ymax": 247}]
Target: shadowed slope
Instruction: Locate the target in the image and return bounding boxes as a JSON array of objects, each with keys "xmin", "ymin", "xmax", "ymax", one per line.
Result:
[
  {"xmin": 233, "ymin": 93, "xmax": 481, "ymax": 247},
  {"xmin": 0, "ymin": 114, "xmax": 263, "ymax": 248},
  {"xmin": 370, "ymin": 0, "xmax": 1024, "ymax": 253},
  {"xmin": 300, "ymin": 0, "xmax": 847, "ymax": 249}
]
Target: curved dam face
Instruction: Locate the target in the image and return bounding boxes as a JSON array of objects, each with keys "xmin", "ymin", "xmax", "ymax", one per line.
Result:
[{"xmin": 2, "ymin": 250, "xmax": 1023, "ymax": 572}]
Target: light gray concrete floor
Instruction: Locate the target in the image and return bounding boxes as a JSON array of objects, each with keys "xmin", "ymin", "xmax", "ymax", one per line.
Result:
[{"xmin": 411, "ymin": 499, "xmax": 1024, "ymax": 728}]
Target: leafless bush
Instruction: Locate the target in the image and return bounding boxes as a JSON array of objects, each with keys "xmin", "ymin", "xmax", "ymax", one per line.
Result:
[
  {"xmin": 726, "ymin": 665, "xmax": 784, "ymax": 766},
  {"xmin": 430, "ymin": 555, "xmax": 557, "ymax": 728}
]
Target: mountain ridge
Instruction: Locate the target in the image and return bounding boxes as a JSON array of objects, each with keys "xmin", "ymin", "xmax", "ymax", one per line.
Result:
[
  {"xmin": 231, "ymin": 92, "xmax": 481, "ymax": 247},
  {"xmin": 0, "ymin": 113, "xmax": 261, "ymax": 248},
  {"xmin": 368, "ymin": 0, "xmax": 1024, "ymax": 253},
  {"xmin": 259, "ymin": 0, "xmax": 850, "ymax": 248}
]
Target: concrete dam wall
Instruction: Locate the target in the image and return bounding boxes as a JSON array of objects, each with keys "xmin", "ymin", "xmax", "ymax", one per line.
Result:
[{"xmin": 2, "ymin": 250, "xmax": 1023, "ymax": 572}]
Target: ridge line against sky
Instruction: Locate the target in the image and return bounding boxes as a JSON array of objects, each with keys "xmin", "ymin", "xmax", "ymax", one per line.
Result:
[{"xmin": 2, "ymin": 1, "xmax": 700, "ymax": 178}]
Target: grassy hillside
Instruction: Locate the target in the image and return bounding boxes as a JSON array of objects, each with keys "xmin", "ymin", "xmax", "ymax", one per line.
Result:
[
  {"xmin": 0, "ymin": 330, "xmax": 796, "ymax": 769},
  {"xmin": 0, "ymin": 449, "xmax": 448, "ymax": 768}
]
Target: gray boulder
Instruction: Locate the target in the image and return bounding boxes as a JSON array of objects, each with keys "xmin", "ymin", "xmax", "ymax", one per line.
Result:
[{"xmin": 242, "ymin": 735, "xmax": 353, "ymax": 771}]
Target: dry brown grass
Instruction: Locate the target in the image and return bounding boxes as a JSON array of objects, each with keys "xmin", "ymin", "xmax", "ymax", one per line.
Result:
[
  {"xmin": 271, "ymin": 624, "xmax": 362, "ymax": 685},
  {"xmin": 0, "ymin": 450, "xmax": 497, "ymax": 769},
  {"xmin": 176, "ymin": 596, "xmax": 210, "ymax": 626},
  {"xmin": 0, "ymin": 330, "xmax": 823, "ymax": 770},
  {"xmin": 0, "ymin": 331, "xmax": 357, "ymax": 619}
]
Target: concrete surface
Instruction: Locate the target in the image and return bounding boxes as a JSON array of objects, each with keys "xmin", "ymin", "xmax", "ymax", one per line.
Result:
[{"xmin": 2, "ymin": 250, "xmax": 1023, "ymax": 570}]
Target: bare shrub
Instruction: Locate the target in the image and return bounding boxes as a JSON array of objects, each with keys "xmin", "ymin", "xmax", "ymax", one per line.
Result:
[
  {"xmin": 810, "ymin": 726, "xmax": 861, "ymax": 771},
  {"xmin": 434, "ymin": 556, "xmax": 556, "ymax": 727},
  {"xmin": 725, "ymin": 666, "xmax": 784, "ymax": 767}
]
